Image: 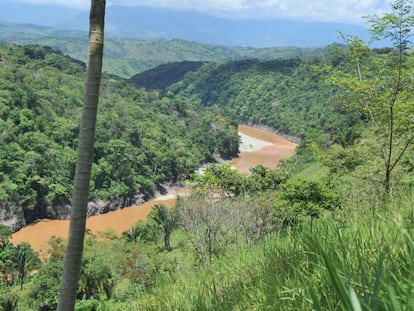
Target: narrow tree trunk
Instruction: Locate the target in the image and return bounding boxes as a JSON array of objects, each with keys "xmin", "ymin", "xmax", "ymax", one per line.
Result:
[
  {"xmin": 57, "ymin": 1, "xmax": 106, "ymax": 310},
  {"xmin": 385, "ymin": 167, "xmax": 391, "ymax": 195},
  {"xmin": 164, "ymin": 231, "xmax": 172, "ymax": 252}
]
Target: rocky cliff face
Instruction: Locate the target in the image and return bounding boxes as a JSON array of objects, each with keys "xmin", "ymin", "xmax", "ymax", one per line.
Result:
[
  {"xmin": 0, "ymin": 203, "xmax": 26, "ymax": 232},
  {"xmin": 0, "ymin": 182, "xmax": 184, "ymax": 232},
  {"xmin": 86, "ymin": 193, "xmax": 146, "ymax": 217},
  {"xmin": 1, "ymin": 193, "xmax": 146, "ymax": 232}
]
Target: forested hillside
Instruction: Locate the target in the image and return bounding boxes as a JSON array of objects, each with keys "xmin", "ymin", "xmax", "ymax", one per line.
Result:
[
  {"xmin": 1, "ymin": 1, "xmax": 414, "ymax": 309},
  {"xmin": 0, "ymin": 43, "xmax": 238, "ymax": 230},
  {"xmin": 131, "ymin": 53, "xmax": 359, "ymax": 138},
  {"xmin": 0, "ymin": 21, "xmax": 329, "ymax": 78}
]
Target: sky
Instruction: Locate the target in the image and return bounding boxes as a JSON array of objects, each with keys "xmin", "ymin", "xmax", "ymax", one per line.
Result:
[{"xmin": 6, "ymin": 0, "xmax": 390, "ymax": 24}]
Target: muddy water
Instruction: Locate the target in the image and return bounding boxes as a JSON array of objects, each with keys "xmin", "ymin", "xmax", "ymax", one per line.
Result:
[
  {"xmin": 11, "ymin": 197, "xmax": 177, "ymax": 254},
  {"xmin": 11, "ymin": 125, "xmax": 296, "ymax": 253}
]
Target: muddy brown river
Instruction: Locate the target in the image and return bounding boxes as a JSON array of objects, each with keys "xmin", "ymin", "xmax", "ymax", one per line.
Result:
[{"xmin": 11, "ymin": 125, "xmax": 296, "ymax": 253}]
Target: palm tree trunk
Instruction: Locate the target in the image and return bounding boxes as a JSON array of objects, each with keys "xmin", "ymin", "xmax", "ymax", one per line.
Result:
[{"xmin": 57, "ymin": 1, "xmax": 106, "ymax": 310}]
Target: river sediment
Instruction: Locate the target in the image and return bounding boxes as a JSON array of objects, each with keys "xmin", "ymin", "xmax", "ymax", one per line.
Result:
[{"xmin": 231, "ymin": 125, "xmax": 297, "ymax": 173}]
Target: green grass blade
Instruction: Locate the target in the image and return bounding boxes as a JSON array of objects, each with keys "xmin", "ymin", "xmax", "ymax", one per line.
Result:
[
  {"xmin": 316, "ymin": 238, "xmax": 354, "ymax": 310},
  {"xmin": 349, "ymin": 285, "xmax": 362, "ymax": 311}
]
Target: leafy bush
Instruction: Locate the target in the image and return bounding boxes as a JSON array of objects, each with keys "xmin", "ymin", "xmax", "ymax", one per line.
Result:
[{"xmin": 277, "ymin": 179, "xmax": 341, "ymax": 226}]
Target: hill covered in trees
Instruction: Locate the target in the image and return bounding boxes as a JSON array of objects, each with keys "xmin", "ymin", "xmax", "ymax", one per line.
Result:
[
  {"xmin": 0, "ymin": 43, "xmax": 239, "ymax": 230},
  {"xmin": 0, "ymin": 21, "xmax": 330, "ymax": 78},
  {"xmin": 1, "ymin": 1, "xmax": 414, "ymax": 308},
  {"xmin": 131, "ymin": 53, "xmax": 358, "ymax": 139}
]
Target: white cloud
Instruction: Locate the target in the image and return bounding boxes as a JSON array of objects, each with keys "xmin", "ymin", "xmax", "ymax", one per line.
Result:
[
  {"xmin": 9, "ymin": 0, "xmax": 391, "ymax": 23},
  {"xmin": 114, "ymin": 0, "xmax": 390, "ymax": 23}
]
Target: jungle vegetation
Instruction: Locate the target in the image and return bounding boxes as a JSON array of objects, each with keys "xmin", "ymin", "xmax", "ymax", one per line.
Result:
[
  {"xmin": 0, "ymin": 43, "xmax": 239, "ymax": 229},
  {"xmin": 1, "ymin": 1, "xmax": 414, "ymax": 310}
]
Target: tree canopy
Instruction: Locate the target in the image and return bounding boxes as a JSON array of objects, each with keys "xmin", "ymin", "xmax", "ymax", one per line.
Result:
[{"xmin": 0, "ymin": 43, "xmax": 239, "ymax": 229}]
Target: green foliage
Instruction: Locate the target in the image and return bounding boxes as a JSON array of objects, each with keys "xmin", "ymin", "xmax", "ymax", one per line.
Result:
[
  {"xmin": 330, "ymin": 0, "xmax": 414, "ymax": 193},
  {"xmin": 157, "ymin": 56, "xmax": 361, "ymax": 140},
  {"xmin": 123, "ymin": 191, "xmax": 414, "ymax": 310},
  {"xmin": 15, "ymin": 242, "xmax": 41, "ymax": 290},
  {"xmin": 2, "ymin": 3, "xmax": 414, "ymax": 310},
  {"xmin": 0, "ymin": 43, "xmax": 238, "ymax": 222},
  {"xmin": 282, "ymin": 179, "xmax": 338, "ymax": 212},
  {"xmin": 0, "ymin": 225, "xmax": 12, "ymax": 244},
  {"xmin": 130, "ymin": 61, "xmax": 205, "ymax": 90},
  {"xmin": 0, "ymin": 44, "xmax": 83, "ymax": 211},
  {"xmin": 148, "ymin": 205, "xmax": 179, "ymax": 252},
  {"xmin": 321, "ymin": 143, "xmax": 367, "ymax": 175},
  {"xmin": 121, "ymin": 220, "xmax": 158, "ymax": 244},
  {"xmin": 74, "ymin": 298, "xmax": 100, "ymax": 311},
  {"xmin": 190, "ymin": 164, "xmax": 287, "ymax": 197},
  {"xmin": 249, "ymin": 164, "xmax": 288, "ymax": 192},
  {"xmin": 79, "ymin": 256, "xmax": 113, "ymax": 300},
  {"xmin": 0, "ymin": 242, "xmax": 16, "ymax": 286},
  {"xmin": 191, "ymin": 164, "xmax": 246, "ymax": 197},
  {"xmin": 30, "ymin": 259, "xmax": 63, "ymax": 311},
  {"xmin": 0, "ymin": 286, "xmax": 19, "ymax": 311},
  {"xmin": 0, "ymin": 227, "xmax": 40, "ymax": 290},
  {"xmin": 46, "ymin": 236, "xmax": 67, "ymax": 260},
  {"xmin": 332, "ymin": 124, "xmax": 362, "ymax": 148},
  {"xmin": 0, "ymin": 23, "xmax": 329, "ymax": 78},
  {"xmin": 277, "ymin": 179, "xmax": 342, "ymax": 226}
]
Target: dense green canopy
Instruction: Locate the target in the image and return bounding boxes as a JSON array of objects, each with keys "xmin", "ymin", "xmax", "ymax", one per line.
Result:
[{"xmin": 0, "ymin": 43, "xmax": 238, "ymax": 219}]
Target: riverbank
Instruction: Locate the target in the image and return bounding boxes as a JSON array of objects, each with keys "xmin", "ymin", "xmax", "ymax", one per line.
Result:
[
  {"xmin": 11, "ymin": 125, "xmax": 297, "ymax": 253},
  {"xmin": 231, "ymin": 125, "xmax": 297, "ymax": 174}
]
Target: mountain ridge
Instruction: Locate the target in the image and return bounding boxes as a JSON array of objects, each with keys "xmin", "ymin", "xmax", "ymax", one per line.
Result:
[
  {"xmin": 0, "ymin": 20, "xmax": 330, "ymax": 78},
  {"xmin": 0, "ymin": 3, "xmax": 370, "ymax": 48}
]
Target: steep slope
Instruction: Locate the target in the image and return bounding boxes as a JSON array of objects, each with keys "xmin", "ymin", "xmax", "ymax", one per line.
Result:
[
  {"xmin": 130, "ymin": 61, "xmax": 205, "ymax": 90},
  {"xmin": 131, "ymin": 55, "xmax": 358, "ymax": 138},
  {"xmin": 0, "ymin": 44, "xmax": 238, "ymax": 230}
]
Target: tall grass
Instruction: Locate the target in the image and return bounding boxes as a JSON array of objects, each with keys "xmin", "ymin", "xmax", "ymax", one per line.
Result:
[{"xmin": 105, "ymin": 190, "xmax": 414, "ymax": 310}]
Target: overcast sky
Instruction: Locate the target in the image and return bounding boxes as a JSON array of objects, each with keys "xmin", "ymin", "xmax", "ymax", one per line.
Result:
[{"xmin": 9, "ymin": 0, "xmax": 390, "ymax": 24}]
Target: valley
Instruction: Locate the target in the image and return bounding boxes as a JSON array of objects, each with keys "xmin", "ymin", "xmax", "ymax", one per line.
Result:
[
  {"xmin": 1, "ymin": 1, "xmax": 414, "ymax": 308},
  {"xmin": 11, "ymin": 125, "xmax": 296, "ymax": 254}
]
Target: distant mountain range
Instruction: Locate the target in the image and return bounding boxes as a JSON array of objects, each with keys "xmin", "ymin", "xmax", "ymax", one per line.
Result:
[
  {"xmin": 0, "ymin": 2, "xmax": 370, "ymax": 48},
  {"xmin": 0, "ymin": 21, "xmax": 331, "ymax": 78}
]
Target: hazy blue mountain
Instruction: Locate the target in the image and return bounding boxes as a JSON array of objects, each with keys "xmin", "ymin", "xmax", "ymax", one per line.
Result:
[
  {"xmin": 0, "ymin": 20, "xmax": 330, "ymax": 77},
  {"xmin": 0, "ymin": 3, "xmax": 369, "ymax": 48},
  {"xmin": 0, "ymin": 1, "xmax": 82, "ymax": 26},
  {"xmin": 64, "ymin": 6, "xmax": 370, "ymax": 47}
]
